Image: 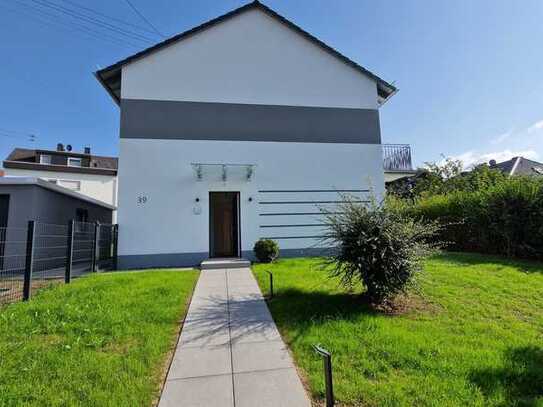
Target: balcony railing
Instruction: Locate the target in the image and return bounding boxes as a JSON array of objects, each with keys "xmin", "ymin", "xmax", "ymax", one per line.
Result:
[{"xmin": 383, "ymin": 144, "xmax": 413, "ymax": 171}]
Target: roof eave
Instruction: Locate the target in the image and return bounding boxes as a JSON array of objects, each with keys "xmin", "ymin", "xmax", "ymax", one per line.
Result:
[
  {"xmin": 94, "ymin": 71, "xmax": 120, "ymax": 106},
  {"xmin": 378, "ymin": 85, "xmax": 399, "ymax": 106},
  {"xmin": 3, "ymin": 160, "xmax": 118, "ymax": 176},
  {"xmin": 0, "ymin": 177, "xmax": 117, "ymax": 210}
]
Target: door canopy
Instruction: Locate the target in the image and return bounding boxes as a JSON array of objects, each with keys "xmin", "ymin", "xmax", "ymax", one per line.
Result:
[{"xmin": 191, "ymin": 163, "xmax": 256, "ymax": 182}]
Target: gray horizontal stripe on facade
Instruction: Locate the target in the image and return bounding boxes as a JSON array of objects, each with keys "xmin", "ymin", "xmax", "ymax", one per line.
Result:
[
  {"xmin": 259, "ymin": 212, "xmax": 334, "ymax": 216},
  {"xmin": 261, "ymin": 235, "xmax": 327, "ymax": 240},
  {"xmin": 242, "ymin": 247, "xmax": 333, "ymax": 260},
  {"xmin": 118, "ymin": 252, "xmax": 209, "ymax": 269},
  {"xmin": 259, "ymin": 200, "xmax": 367, "ymax": 204},
  {"xmin": 258, "ymin": 189, "xmax": 369, "ymax": 193},
  {"xmin": 260, "ymin": 224, "xmax": 327, "ymax": 228},
  {"xmin": 118, "ymin": 248, "xmax": 334, "ymax": 268},
  {"xmin": 120, "ymin": 99, "xmax": 381, "ymax": 144}
]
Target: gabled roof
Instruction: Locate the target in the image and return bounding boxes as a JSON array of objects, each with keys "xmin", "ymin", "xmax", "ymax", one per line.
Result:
[
  {"xmin": 491, "ymin": 156, "xmax": 543, "ymax": 177},
  {"xmin": 95, "ymin": 0, "xmax": 397, "ymax": 106},
  {"xmin": 3, "ymin": 148, "xmax": 118, "ymax": 175},
  {"xmin": 6, "ymin": 148, "xmax": 35, "ymax": 162}
]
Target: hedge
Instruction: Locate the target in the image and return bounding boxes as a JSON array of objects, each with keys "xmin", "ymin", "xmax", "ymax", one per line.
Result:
[{"xmin": 399, "ymin": 177, "xmax": 543, "ymax": 259}]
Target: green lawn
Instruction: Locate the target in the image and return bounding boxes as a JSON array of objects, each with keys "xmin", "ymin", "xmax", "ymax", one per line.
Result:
[
  {"xmin": 253, "ymin": 253, "xmax": 543, "ymax": 407},
  {"xmin": 0, "ymin": 269, "xmax": 199, "ymax": 406}
]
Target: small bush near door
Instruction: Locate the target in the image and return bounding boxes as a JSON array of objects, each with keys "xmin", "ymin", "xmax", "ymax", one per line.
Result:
[{"xmin": 253, "ymin": 239, "xmax": 279, "ymax": 263}]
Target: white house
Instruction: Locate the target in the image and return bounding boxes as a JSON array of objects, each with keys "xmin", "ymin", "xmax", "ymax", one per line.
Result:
[
  {"xmin": 95, "ymin": 0, "xmax": 398, "ymax": 268},
  {"xmin": 3, "ymin": 145, "xmax": 118, "ymax": 212}
]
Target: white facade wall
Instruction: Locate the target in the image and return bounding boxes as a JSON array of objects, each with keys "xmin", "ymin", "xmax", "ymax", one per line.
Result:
[
  {"xmin": 115, "ymin": 7, "xmax": 387, "ymax": 266},
  {"xmin": 4, "ymin": 167, "xmax": 117, "ymax": 208},
  {"xmin": 121, "ymin": 8, "xmax": 378, "ymax": 109},
  {"xmin": 118, "ymin": 139, "xmax": 383, "ymax": 258}
]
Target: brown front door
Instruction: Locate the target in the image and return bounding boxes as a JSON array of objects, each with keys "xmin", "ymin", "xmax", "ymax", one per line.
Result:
[{"xmin": 209, "ymin": 192, "xmax": 240, "ymax": 258}]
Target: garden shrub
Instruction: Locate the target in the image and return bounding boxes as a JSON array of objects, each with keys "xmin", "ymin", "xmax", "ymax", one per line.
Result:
[
  {"xmin": 387, "ymin": 158, "xmax": 508, "ymax": 200},
  {"xmin": 253, "ymin": 239, "xmax": 279, "ymax": 263},
  {"xmin": 406, "ymin": 176, "xmax": 543, "ymax": 259},
  {"xmin": 322, "ymin": 198, "xmax": 441, "ymax": 305}
]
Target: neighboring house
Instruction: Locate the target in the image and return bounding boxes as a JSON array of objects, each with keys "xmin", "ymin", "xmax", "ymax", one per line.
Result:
[
  {"xmin": 2, "ymin": 145, "xmax": 118, "ymax": 208},
  {"xmin": 489, "ymin": 157, "xmax": 543, "ymax": 177},
  {"xmin": 95, "ymin": 1, "xmax": 399, "ymax": 268},
  {"xmin": 0, "ymin": 177, "xmax": 114, "ymax": 229},
  {"xmin": 0, "ymin": 177, "xmax": 114, "ymax": 273}
]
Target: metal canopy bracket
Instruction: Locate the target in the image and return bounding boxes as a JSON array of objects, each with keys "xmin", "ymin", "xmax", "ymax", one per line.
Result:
[
  {"xmin": 190, "ymin": 163, "xmax": 256, "ymax": 182},
  {"xmin": 191, "ymin": 163, "xmax": 203, "ymax": 181},
  {"xmin": 246, "ymin": 165, "xmax": 254, "ymax": 182}
]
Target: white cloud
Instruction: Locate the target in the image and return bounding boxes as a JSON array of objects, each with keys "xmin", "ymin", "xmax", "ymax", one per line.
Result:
[
  {"xmin": 491, "ymin": 130, "xmax": 513, "ymax": 145},
  {"xmin": 448, "ymin": 149, "xmax": 539, "ymax": 169},
  {"xmin": 491, "ymin": 119, "xmax": 543, "ymax": 146},
  {"xmin": 527, "ymin": 120, "xmax": 543, "ymax": 134}
]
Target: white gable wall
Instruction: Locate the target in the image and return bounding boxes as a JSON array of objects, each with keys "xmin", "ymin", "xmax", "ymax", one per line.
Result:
[{"xmin": 121, "ymin": 8, "xmax": 378, "ymax": 109}]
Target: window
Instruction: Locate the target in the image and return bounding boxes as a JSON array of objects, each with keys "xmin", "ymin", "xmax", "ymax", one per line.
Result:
[
  {"xmin": 40, "ymin": 154, "xmax": 52, "ymax": 164},
  {"xmin": 76, "ymin": 208, "xmax": 89, "ymax": 223},
  {"xmin": 67, "ymin": 157, "xmax": 82, "ymax": 167},
  {"xmin": 57, "ymin": 180, "xmax": 81, "ymax": 191},
  {"xmin": 46, "ymin": 179, "xmax": 58, "ymax": 184}
]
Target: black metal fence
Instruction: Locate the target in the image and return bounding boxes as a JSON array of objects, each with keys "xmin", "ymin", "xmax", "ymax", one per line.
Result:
[{"xmin": 0, "ymin": 221, "xmax": 118, "ymax": 306}]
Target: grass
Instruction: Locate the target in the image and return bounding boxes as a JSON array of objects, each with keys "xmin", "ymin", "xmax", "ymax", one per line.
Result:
[
  {"xmin": 253, "ymin": 253, "xmax": 543, "ymax": 406},
  {"xmin": 0, "ymin": 269, "xmax": 199, "ymax": 406}
]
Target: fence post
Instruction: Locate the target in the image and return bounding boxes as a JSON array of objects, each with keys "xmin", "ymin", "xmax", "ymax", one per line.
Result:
[
  {"xmin": 65, "ymin": 220, "xmax": 74, "ymax": 284},
  {"xmin": 91, "ymin": 221, "xmax": 100, "ymax": 273},
  {"xmin": 112, "ymin": 224, "xmax": 119, "ymax": 270},
  {"xmin": 23, "ymin": 220, "xmax": 36, "ymax": 301}
]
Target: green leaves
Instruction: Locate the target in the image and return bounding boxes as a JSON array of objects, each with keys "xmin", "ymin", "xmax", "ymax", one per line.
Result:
[
  {"xmin": 253, "ymin": 239, "xmax": 280, "ymax": 263},
  {"xmin": 322, "ymin": 198, "xmax": 441, "ymax": 305},
  {"xmin": 403, "ymin": 176, "xmax": 543, "ymax": 259}
]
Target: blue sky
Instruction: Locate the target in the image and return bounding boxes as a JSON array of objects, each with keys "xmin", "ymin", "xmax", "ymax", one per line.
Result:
[{"xmin": 1, "ymin": 0, "xmax": 542, "ymax": 168}]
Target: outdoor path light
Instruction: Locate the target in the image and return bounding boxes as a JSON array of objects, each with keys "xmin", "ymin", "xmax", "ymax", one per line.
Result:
[{"xmin": 313, "ymin": 344, "xmax": 334, "ymax": 407}]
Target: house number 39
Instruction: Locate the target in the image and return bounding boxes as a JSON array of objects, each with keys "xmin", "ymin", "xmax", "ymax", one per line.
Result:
[{"xmin": 137, "ymin": 196, "xmax": 148, "ymax": 204}]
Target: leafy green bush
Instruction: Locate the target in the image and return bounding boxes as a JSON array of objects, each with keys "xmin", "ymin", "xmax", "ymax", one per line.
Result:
[
  {"xmin": 387, "ymin": 159, "xmax": 508, "ymax": 200},
  {"xmin": 405, "ymin": 176, "xmax": 543, "ymax": 259},
  {"xmin": 253, "ymin": 239, "xmax": 279, "ymax": 263},
  {"xmin": 322, "ymin": 198, "xmax": 441, "ymax": 305}
]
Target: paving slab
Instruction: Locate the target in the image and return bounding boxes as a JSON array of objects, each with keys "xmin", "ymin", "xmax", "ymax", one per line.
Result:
[
  {"xmin": 160, "ymin": 374, "xmax": 234, "ymax": 407},
  {"xmin": 178, "ymin": 319, "xmax": 230, "ymax": 348},
  {"xmin": 229, "ymin": 301, "xmax": 273, "ymax": 322},
  {"xmin": 234, "ymin": 368, "xmax": 311, "ymax": 407},
  {"xmin": 159, "ymin": 267, "xmax": 310, "ymax": 407},
  {"xmin": 228, "ymin": 287, "xmax": 262, "ymax": 300},
  {"xmin": 229, "ymin": 319, "xmax": 282, "ymax": 344},
  {"xmin": 168, "ymin": 345, "xmax": 231, "ymax": 379},
  {"xmin": 232, "ymin": 340, "xmax": 294, "ymax": 373}
]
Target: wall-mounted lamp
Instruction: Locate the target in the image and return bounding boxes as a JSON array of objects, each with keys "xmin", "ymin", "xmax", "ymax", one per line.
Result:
[
  {"xmin": 248, "ymin": 197, "xmax": 253, "ymax": 202},
  {"xmin": 195, "ymin": 197, "xmax": 200, "ymax": 203}
]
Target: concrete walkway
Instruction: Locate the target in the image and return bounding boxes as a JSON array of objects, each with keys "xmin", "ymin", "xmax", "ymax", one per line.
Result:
[{"xmin": 159, "ymin": 267, "xmax": 311, "ymax": 407}]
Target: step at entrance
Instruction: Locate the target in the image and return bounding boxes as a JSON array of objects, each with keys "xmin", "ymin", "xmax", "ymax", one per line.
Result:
[{"xmin": 200, "ymin": 258, "xmax": 251, "ymax": 270}]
